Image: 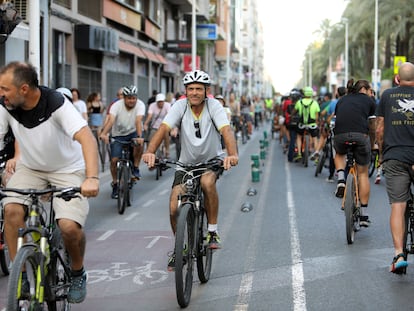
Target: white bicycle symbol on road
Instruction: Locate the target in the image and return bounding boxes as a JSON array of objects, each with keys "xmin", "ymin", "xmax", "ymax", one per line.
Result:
[{"xmin": 87, "ymin": 261, "xmax": 168, "ymax": 285}]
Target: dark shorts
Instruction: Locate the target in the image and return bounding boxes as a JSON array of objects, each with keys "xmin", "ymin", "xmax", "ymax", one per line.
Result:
[
  {"xmin": 383, "ymin": 159, "xmax": 414, "ymax": 203},
  {"xmin": 333, "ymin": 132, "xmax": 371, "ymax": 166},
  {"xmin": 110, "ymin": 132, "xmax": 137, "ymax": 159},
  {"xmin": 172, "ymin": 166, "xmax": 224, "ymax": 188},
  {"xmin": 295, "ymin": 123, "xmax": 319, "ymax": 137}
]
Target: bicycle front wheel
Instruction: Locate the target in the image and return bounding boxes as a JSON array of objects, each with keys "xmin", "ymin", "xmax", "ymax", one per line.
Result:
[
  {"xmin": 7, "ymin": 245, "xmax": 45, "ymax": 311},
  {"xmin": 196, "ymin": 207, "xmax": 212, "ymax": 283},
  {"xmin": 0, "ymin": 231, "xmax": 10, "ymax": 275},
  {"xmin": 175, "ymin": 203, "xmax": 195, "ymax": 308},
  {"xmin": 344, "ymin": 172, "xmax": 356, "ymax": 244},
  {"xmin": 117, "ymin": 165, "xmax": 129, "ymax": 215},
  {"xmin": 47, "ymin": 226, "xmax": 71, "ymax": 311}
]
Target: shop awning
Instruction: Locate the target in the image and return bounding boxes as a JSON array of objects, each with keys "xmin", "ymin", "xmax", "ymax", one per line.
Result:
[{"xmin": 118, "ymin": 41, "xmax": 147, "ymax": 59}]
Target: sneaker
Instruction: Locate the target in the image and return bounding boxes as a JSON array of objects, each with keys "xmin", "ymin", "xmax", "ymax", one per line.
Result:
[
  {"xmin": 335, "ymin": 182, "xmax": 346, "ymax": 198},
  {"xmin": 293, "ymin": 153, "xmax": 302, "ymax": 162},
  {"xmin": 326, "ymin": 176, "xmax": 335, "ymax": 183},
  {"xmin": 207, "ymin": 231, "xmax": 222, "ymax": 249},
  {"xmin": 132, "ymin": 167, "xmax": 141, "ymax": 180},
  {"xmin": 67, "ymin": 271, "xmax": 87, "ymax": 304},
  {"xmin": 111, "ymin": 183, "xmax": 118, "ymax": 199},
  {"xmin": 167, "ymin": 245, "xmax": 188, "ymax": 272},
  {"xmin": 20, "ymin": 272, "xmax": 30, "ymax": 298},
  {"xmin": 310, "ymin": 151, "xmax": 320, "ymax": 161},
  {"xmin": 375, "ymin": 175, "xmax": 381, "ymax": 184},
  {"xmin": 360, "ymin": 215, "xmax": 371, "ymax": 227}
]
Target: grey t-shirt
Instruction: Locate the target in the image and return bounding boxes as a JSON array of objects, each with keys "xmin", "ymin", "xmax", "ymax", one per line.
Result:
[{"xmin": 163, "ymin": 97, "xmax": 229, "ymax": 163}]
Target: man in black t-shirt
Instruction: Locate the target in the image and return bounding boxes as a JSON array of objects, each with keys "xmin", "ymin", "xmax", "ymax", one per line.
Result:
[
  {"xmin": 376, "ymin": 62, "xmax": 414, "ymax": 274},
  {"xmin": 333, "ymin": 79, "xmax": 376, "ymax": 227}
]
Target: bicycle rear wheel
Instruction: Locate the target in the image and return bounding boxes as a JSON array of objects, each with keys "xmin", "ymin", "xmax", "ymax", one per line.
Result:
[
  {"xmin": 303, "ymin": 134, "xmax": 309, "ymax": 167},
  {"xmin": 175, "ymin": 203, "xmax": 195, "ymax": 308},
  {"xmin": 344, "ymin": 172, "xmax": 357, "ymax": 244},
  {"xmin": 47, "ymin": 226, "xmax": 72, "ymax": 311},
  {"xmin": 7, "ymin": 245, "xmax": 45, "ymax": 311},
  {"xmin": 196, "ymin": 207, "xmax": 212, "ymax": 283},
  {"xmin": 315, "ymin": 148, "xmax": 327, "ymax": 177},
  {"xmin": 117, "ymin": 165, "xmax": 129, "ymax": 215}
]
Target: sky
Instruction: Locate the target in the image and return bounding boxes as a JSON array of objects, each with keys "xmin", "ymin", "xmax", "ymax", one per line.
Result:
[{"xmin": 257, "ymin": 0, "xmax": 348, "ymax": 94}]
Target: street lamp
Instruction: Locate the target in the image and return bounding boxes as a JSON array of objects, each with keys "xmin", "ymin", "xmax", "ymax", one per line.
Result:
[
  {"xmin": 372, "ymin": 0, "xmax": 380, "ymax": 98},
  {"xmin": 342, "ymin": 17, "xmax": 349, "ymax": 86}
]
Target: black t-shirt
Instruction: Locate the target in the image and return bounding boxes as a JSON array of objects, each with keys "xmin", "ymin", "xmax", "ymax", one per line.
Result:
[
  {"xmin": 376, "ymin": 85, "xmax": 414, "ymax": 163},
  {"xmin": 334, "ymin": 93, "xmax": 376, "ymax": 135}
]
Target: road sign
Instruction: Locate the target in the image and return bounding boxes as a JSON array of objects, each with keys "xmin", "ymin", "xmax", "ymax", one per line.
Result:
[{"xmin": 196, "ymin": 24, "xmax": 218, "ymax": 40}]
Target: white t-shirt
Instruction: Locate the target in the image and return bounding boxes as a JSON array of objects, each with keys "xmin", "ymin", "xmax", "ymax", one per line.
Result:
[
  {"xmin": 163, "ymin": 98, "xmax": 229, "ymax": 163},
  {"xmin": 0, "ymin": 87, "xmax": 87, "ymax": 173},
  {"xmin": 73, "ymin": 99, "xmax": 87, "ymax": 116},
  {"xmin": 148, "ymin": 102, "xmax": 171, "ymax": 129},
  {"xmin": 109, "ymin": 98, "xmax": 145, "ymax": 137}
]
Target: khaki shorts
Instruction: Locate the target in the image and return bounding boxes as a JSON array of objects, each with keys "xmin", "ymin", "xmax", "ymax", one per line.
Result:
[{"xmin": 3, "ymin": 163, "xmax": 89, "ymax": 227}]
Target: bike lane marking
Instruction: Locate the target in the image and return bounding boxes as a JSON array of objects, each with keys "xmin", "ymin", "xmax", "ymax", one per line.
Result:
[
  {"xmin": 285, "ymin": 160, "xmax": 307, "ymax": 311},
  {"xmin": 234, "ymin": 136, "xmax": 274, "ymax": 311},
  {"xmin": 97, "ymin": 229, "xmax": 116, "ymax": 241},
  {"xmin": 125, "ymin": 212, "xmax": 139, "ymax": 221},
  {"xmin": 143, "ymin": 199, "xmax": 155, "ymax": 208}
]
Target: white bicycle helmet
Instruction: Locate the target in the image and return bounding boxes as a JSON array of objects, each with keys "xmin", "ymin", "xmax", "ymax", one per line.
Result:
[
  {"xmin": 182, "ymin": 70, "xmax": 211, "ymax": 86},
  {"xmin": 122, "ymin": 85, "xmax": 138, "ymax": 97},
  {"xmin": 56, "ymin": 87, "xmax": 73, "ymax": 102}
]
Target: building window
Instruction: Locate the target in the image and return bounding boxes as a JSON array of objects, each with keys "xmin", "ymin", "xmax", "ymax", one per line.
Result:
[
  {"xmin": 116, "ymin": 0, "xmax": 142, "ymax": 12},
  {"xmin": 78, "ymin": 0, "xmax": 101, "ymax": 21}
]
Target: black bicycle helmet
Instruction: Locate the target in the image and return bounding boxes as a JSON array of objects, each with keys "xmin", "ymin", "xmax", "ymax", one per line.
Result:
[
  {"xmin": 182, "ymin": 70, "xmax": 211, "ymax": 86},
  {"xmin": 122, "ymin": 85, "xmax": 138, "ymax": 97}
]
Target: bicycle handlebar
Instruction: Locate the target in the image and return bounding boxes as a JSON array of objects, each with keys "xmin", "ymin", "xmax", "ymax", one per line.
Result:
[
  {"xmin": 0, "ymin": 186, "xmax": 81, "ymax": 201},
  {"xmin": 154, "ymin": 158, "xmax": 223, "ymax": 170}
]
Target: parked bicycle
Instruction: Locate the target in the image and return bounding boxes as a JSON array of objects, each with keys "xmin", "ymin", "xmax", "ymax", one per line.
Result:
[
  {"xmin": 2, "ymin": 186, "xmax": 81, "ymax": 311},
  {"xmin": 155, "ymin": 158, "xmax": 223, "ymax": 308},
  {"xmin": 341, "ymin": 142, "xmax": 364, "ymax": 244},
  {"xmin": 114, "ymin": 138, "xmax": 138, "ymax": 215}
]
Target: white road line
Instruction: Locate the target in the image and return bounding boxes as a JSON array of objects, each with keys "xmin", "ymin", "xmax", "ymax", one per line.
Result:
[
  {"xmin": 142, "ymin": 199, "xmax": 155, "ymax": 208},
  {"xmin": 125, "ymin": 212, "xmax": 139, "ymax": 221},
  {"xmin": 234, "ymin": 139, "xmax": 274, "ymax": 311},
  {"xmin": 285, "ymin": 161, "xmax": 307, "ymax": 311},
  {"xmin": 97, "ymin": 230, "xmax": 116, "ymax": 241},
  {"xmin": 159, "ymin": 189, "xmax": 169, "ymax": 196}
]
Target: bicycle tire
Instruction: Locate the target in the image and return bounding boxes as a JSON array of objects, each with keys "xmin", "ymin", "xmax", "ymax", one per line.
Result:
[
  {"xmin": 0, "ymin": 232, "xmax": 10, "ymax": 275},
  {"xmin": 99, "ymin": 139, "xmax": 108, "ymax": 173},
  {"xmin": 315, "ymin": 149, "xmax": 327, "ymax": 177},
  {"xmin": 344, "ymin": 172, "xmax": 356, "ymax": 244},
  {"xmin": 196, "ymin": 206, "xmax": 212, "ymax": 283},
  {"xmin": 241, "ymin": 122, "xmax": 248, "ymax": 145},
  {"xmin": 303, "ymin": 134, "xmax": 309, "ymax": 167},
  {"xmin": 117, "ymin": 165, "xmax": 128, "ymax": 215},
  {"xmin": 7, "ymin": 245, "xmax": 44, "ymax": 311},
  {"xmin": 404, "ymin": 198, "xmax": 414, "ymax": 260},
  {"xmin": 368, "ymin": 151, "xmax": 377, "ymax": 178},
  {"xmin": 47, "ymin": 226, "xmax": 71, "ymax": 311},
  {"xmin": 175, "ymin": 203, "xmax": 195, "ymax": 308}
]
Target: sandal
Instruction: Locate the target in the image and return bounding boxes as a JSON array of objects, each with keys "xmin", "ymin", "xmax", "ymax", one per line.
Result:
[{"xmin": 390, "ymin": 253, "xmax": 408, "ymax": 274}]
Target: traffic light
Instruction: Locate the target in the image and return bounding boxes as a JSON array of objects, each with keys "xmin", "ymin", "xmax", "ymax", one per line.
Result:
[{"xmin": 0, "ymin": 2, "xmax": 22, "ymax": 44}]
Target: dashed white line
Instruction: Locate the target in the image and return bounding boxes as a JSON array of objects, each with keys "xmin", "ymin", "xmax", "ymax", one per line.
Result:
[
  {"xmin": 286, "ymin": 161, "xmax": 307, "ymax": 311},
  {"xmin": 125, "ymin": 212, "xmax": 139, "ymax": 221},
  {"xmin": 97, "ymin": 230, "xmax": 116, "ymax": 241},
  {"xmin": 142, "ymin": 199, "xmax": 155, "ymax": 208}
]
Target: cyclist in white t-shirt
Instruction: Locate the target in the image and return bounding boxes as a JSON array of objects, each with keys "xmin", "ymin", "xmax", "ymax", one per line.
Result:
[{"xmin": 142, "ymin": 70, "xmax": 238, "ymax": 271}]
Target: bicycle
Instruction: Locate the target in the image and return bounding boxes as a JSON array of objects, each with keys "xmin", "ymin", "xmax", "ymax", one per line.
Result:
[
  {"xmin": 341, "ymin": 142, "xmax": 363, "ymax": 244},
  {"xmin": 240, "ymin": 114, "xmax": 249, "ymax": 145},
  {"xmin": 0, "ymin": 198, "xmax": 10, "ymax": 276},
  {"xmin": 2, "ymin": 186, "xmax": 81, "ymax": 311},
  {"xmin": 114, "ymin": 138, "xmax": 138, "ymax": 215},
  {"xmin": 315, "ymin": 123, "xmax": 334, "ymax": 177},
  {"xmin": 92, "ymin": 127, "xmax": 111, "ymax": 173},
  {"xmin": 401, "ymin": 190, "xmax": 414, "ymax": 274},
  {"xmin": 155, "ymin": 158, "xmax": 223, "ymax": 308},
  {"xmin": 297, "ymin": 123, "xmax": 316, "ymax": 168}
]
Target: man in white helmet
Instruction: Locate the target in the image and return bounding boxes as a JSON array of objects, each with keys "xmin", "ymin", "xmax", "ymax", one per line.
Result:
[{"xmin": 143, "ymin": 70, "xmax": 238, "ymax": 271}]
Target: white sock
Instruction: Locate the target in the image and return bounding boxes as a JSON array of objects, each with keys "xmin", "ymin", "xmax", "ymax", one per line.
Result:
[{"xmin": 208, "ymin": 224, "xmax": 218, "ymax": 232}]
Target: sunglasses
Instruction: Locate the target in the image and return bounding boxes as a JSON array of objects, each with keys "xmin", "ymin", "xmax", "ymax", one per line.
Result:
[{"xmin": 194, "ymin": 120, "xmax": 201, "ymax": 138}]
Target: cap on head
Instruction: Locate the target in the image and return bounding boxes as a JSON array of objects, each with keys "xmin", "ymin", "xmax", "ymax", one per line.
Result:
[
  {"xmin": 122, "ymin": 85, "xmax": 138, "ymax": 97},
  {"xmin": 215, "ymin": 94, "xmax": 224, "ymax": 100},
  {"xmin": 155, "ymin": 93, "xmax": 166, "ymax": 102},
  {"xmin": 303, "ymin": 86, "xmax": 314, "ymax": 97},
  {"xmin": 56, "ymin": 87, "xmax": 73, "ymax": 102},
  {"xmin": 182, "ymin": 70, "xmax": 211, "ymax": 86}
]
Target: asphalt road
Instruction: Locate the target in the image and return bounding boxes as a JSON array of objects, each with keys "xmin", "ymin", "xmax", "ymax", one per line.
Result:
[{"xmin": 1, "ymin": 124, "xmax": 414, "ymax": 311}]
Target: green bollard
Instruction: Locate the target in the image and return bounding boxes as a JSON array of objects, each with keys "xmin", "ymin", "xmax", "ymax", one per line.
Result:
[
  {"xmin": 251, "ymin": 154, "xmax": 260, "ymax": 182},
  {"xmin": 263, "ymin": 131, "xmax": 268, "ymax": 139},
  {"xmin": 259, "ymin": 140, "xmax": 266, "ymax": 160}
]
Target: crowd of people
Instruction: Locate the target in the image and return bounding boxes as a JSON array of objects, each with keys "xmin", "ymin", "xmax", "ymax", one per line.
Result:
[{"xmin": 2, "ymin": 59, "xmax": 414, "ymax": 306}]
